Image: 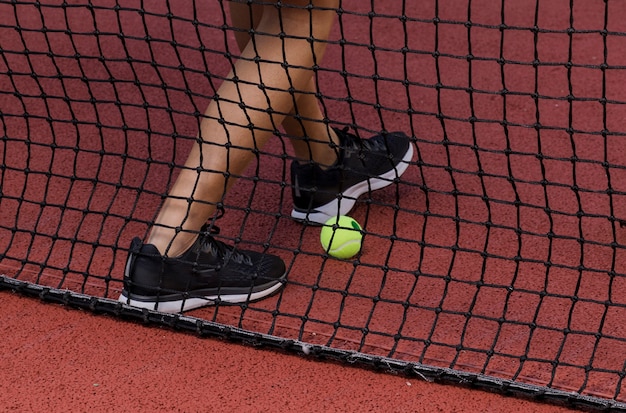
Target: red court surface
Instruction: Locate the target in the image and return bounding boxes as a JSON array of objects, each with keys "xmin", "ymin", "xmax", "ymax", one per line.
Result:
[
  {"xmin": 2, "ymin": 290, "xmax": 575, "ymax": 412},
  {"xmin": 3, "ymin": 0, "xmax": 626, "ymax": 410}
]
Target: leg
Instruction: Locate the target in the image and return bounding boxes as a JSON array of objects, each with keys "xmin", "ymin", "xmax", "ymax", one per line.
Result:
[
  {"xmin": 229, "ymin": 1, "xmax": 339, "ymax": 168},
  {"xmin": 149, "ymin": 0, "xmax": 339, "ymax": 257},
  {"xmin": 229, "ymin": 1, "xmax": 414, "ymax": 226}
]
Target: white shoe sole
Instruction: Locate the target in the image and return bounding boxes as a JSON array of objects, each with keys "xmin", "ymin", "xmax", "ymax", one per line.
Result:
[{"xmin": 117, "ymin": 280, "xmax": 284, "ymax": 314}]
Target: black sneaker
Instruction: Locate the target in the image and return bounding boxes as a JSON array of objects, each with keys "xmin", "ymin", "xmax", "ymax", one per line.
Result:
[
  {"xmin": 118, "ymin": 225, "xmax": 286, "ymax": 313},
  {"xmin": 290, "ymin": 127, "xmax": 413, "ymax": 224}
]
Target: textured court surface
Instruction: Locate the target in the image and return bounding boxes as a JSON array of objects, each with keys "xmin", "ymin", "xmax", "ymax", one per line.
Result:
[{"xmin": 1, "ymin": 290, "xmax": 577, "ymax": 412}]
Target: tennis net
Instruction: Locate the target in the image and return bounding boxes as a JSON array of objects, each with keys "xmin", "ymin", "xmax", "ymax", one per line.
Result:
[{"xmin": 2, "ymin": 0, "xmax": 626, "ymax": 409}]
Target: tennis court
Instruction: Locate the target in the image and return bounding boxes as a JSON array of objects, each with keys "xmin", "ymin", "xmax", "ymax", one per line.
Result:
[
  {"xmin": 4, "ymin": 290, "xmax": 578, "ymax": 411},
  {"xmin": 2, "ymin": 0, "xmax": 626, "ymax": 410}
]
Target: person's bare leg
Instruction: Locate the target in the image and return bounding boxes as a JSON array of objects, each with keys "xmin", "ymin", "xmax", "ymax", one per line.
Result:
[
  {"xmin": 229, "ymin": 1, "xmax": 339, "ymax": 168},
  {"xmin": 148, "ymin": 0, "xmax": 339, "ymax": 256}
]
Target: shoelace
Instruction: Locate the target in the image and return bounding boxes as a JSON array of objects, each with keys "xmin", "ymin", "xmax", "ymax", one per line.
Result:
[
  {"xmin": 199, "ymin": 224, "xmax": 253, "ymax": 267},
  {"xmin": 336, "ymin": 126, "xmax": 392, "ymax": 156}
]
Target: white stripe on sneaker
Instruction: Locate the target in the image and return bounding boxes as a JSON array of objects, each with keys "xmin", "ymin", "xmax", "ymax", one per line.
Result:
[{"xmin": 117, "ymin": 278, "xmax": 285, "ymax": 313}]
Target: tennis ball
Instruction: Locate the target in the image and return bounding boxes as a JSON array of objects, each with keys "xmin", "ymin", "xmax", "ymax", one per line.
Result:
[{"xmin": 320, "ymin": 216, "xmax": 363, "ymax": 259}]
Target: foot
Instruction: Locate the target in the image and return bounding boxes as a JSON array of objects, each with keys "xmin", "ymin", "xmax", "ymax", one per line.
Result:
[
  {"xmin": 290, "ymin": 127, "xmax": 413, "ymax": 224},
  {"xmin": 118, "ymin": 225, "xmax": 286, "ymax": 313}
]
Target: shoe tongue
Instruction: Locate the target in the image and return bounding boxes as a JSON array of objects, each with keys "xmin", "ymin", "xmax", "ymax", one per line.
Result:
[
  {"xmin": 335, "ymin": 126, "xmax": 353, "ymax": 143},
  {"xmin": 337, "ymin": 127, "xmax": 368, "ymax": 151},
  {"xmin": 200, "ymin": 223, "xmax": 220, "ymax": 235},
  {"xmin": 330, "ymin": 127, "xmax": 357, "ymax": 164}
]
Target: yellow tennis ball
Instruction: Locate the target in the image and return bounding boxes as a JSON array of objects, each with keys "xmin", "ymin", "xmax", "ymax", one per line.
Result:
[{"xmin": 320, "ymin": 216, "xmax": 363, "ymax": 259}]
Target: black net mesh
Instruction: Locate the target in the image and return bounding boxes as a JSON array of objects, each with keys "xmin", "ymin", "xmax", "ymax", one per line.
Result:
[{"xmin": 2, "ymin": 0, "xmax": 626, "ymax": 408}]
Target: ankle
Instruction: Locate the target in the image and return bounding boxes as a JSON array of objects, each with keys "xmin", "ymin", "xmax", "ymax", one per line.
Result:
[
  {"xmin": 314, "ymin": 146, "xmax": 339, "ymax": 169},
  {"xmin": 294, "ymin": 128, "xmax": 340, "ymax": 169},
  {"xmin": 148, "ymin": 228, "xmax": 198, "ymax": 257}
]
